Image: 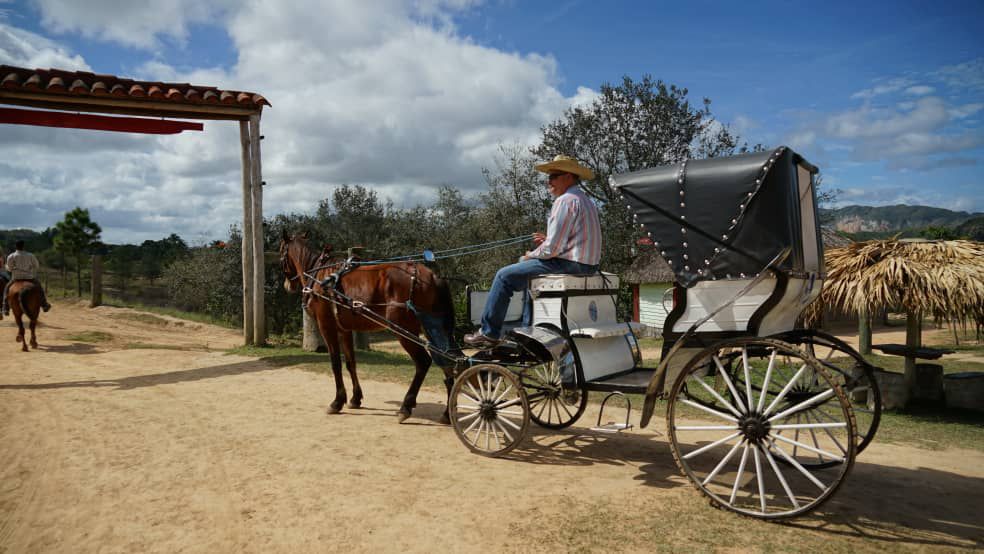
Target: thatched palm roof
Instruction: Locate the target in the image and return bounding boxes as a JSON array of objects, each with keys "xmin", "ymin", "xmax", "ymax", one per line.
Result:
[
  {"xmin": 623, "ymin": 249, "xmax": 675, "ymax": 284},
  {"xmin": 821, "ymin": 239, "xmax": 984, "ymax": 319}
]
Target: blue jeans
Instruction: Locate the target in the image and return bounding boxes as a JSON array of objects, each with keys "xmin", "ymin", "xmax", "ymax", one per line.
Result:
[{"xmin": 481, "ymin": 258, "xmax": 598, "ymax": 339}]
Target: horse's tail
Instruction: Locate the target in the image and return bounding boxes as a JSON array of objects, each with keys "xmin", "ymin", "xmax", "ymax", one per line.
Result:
[
  {"xmin": 436, "ymin": 277, "xmax": 456, "ymax": 341},
  {"xmin": 19, "ymin": 283, "xmax": 40, "ymax": 319}
]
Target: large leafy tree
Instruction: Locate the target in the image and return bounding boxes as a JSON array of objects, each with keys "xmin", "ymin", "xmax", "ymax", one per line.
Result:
[
  {"xmin": 53, "ymin": 207, "xmax": 102, "ymax": 296},
  {"xmin": 531, "ymin": 75, "xmax": 752, "ymax": 275}
]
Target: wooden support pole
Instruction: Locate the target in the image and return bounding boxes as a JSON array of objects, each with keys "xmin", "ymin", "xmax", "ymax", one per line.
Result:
[
  {"xmin": 239, "ymin": 120, "xmax": 254, "ymax": 345},
  {"xmin": 249, "ymin": 114, "xmax": 266, "ymax": 345},
  {"xmin": 858, "ymin": 306, "xmax": 872, "ymax": 355},
  {"xmin": 90, "ymin": 254, "xmax": 102, "ymax": 308},
  {"xmin": 904, "ymin": 309, "xmax": 922, "ymax": 396}
]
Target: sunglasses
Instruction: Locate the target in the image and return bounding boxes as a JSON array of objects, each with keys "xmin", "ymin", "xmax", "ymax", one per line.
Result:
[{"xmin": 548, "ymin": 173, "xmax": 568, "ymax": 182}]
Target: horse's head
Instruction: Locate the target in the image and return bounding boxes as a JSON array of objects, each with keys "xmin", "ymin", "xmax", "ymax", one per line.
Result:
[{"xmin": 279, "ymin": 230, "xmax": 312, "ymax": 294}]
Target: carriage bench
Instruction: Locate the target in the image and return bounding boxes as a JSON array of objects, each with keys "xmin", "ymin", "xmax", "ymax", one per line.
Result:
[{"xmin": 872, "ymin": 344, "xmax": 955, "ymax": 359}]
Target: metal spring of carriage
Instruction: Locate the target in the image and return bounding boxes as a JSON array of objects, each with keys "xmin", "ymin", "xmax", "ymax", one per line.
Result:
[{"xmin": 444, "ymin": 146, "xmax": 883, "ymax": 520}]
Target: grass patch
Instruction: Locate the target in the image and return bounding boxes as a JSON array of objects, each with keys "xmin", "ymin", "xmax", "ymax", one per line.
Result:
[
  {"xmin": 876, "ymin": 404, "xmax": 984, "ymax": 451},
  {"xmin": 64, "ymin": 330, "xmax": 114, "ymax": 343},
  {"xmin": 101, "ymin": 298, "xmax": 237, "ymax": 329}
]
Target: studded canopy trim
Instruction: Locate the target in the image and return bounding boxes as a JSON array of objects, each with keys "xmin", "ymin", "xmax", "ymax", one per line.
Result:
[{"xmin": 611, "ymin": 147, "xmax": 820, "ymax": 287}]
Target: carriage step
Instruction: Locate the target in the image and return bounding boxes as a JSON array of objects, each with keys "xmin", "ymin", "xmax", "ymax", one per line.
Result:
[{"xmin": 590, "ymin": 392, "xmax": 633, "ymax": 433}]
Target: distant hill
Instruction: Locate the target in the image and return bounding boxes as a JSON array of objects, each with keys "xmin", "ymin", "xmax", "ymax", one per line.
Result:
[{"xmin": 821, "ymin": 205, "xmax": 982, "ymax": 235}]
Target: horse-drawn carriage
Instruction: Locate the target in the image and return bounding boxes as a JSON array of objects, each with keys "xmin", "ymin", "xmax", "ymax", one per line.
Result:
[{"xmin": 287, "ymin": 146, "xmax": 881, "ymax": 520}]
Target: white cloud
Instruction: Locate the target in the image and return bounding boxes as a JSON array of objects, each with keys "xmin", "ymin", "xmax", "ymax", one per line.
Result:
[
  {"xmin": 31, "ymin": 0, "xmax": 232, "ymax": 49},
  {"xmin": 904, "ymin": 85, "xmax": 934, "ymax": 96},
  {"xmin": 0, "ymin": 21, "xmax": 89, "ymax": 68},
  {"xmin": 0, "ymin": 1, "xmax": 593, "ymax": 242},
  {"xmin": 850, "ymin": 77, "xmax": 915, "ymax": 100}
]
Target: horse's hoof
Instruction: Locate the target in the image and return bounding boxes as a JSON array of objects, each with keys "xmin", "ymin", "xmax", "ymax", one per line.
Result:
[
  {"xmin": 439, "ymin": 414, "xmax": 451, "ymax": 425},
  {"xmin": 347, "ymin": 401, "xmax": 362, "ymax": 409},
  {"xmin": 326, "ymin": 405, "xmax": 343, "ymax": 415},
  {"xmin": 397, "ymin": 411, "xmax": 411, "ymax": 423},
  {"xmin": 16, "ymin": 336, "xmax": 22, "ymax": 342}
]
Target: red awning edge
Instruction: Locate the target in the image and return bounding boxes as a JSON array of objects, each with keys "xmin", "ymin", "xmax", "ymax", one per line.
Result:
[{"xmin": 0, "ymin": 107, "xmax": 204, "ymax": 134}]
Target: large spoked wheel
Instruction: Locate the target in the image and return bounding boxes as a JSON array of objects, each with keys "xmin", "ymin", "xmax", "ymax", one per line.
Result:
[
  {"xmin": 449, "ymin": 364, "xmax": 530, "ymax": 457},
  {"xmin": 778, "ymin": 329, "xmax": 881, "ymax": 458},
  {"xmin": 667, "ymin": 338, "xmax": 857, "ymax": 519},
  {"xmin": 522, "ymin": 361, "xmax": 588, "ymax": 429}
]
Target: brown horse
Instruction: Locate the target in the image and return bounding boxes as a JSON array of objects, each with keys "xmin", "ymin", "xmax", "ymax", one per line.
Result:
[
  {"xmin": 0, "ymin": 273, "xmax": 7, "ymax": 322},
  {"xmin": 279, "ymin": 231, "xmax": 458, "ymax": 422},
  {"xmin": 7, "ymin": 280, "xmax": 42, "ymax": 351}
]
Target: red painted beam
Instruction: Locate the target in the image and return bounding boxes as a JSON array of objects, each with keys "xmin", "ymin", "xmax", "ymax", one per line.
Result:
[{"xmin": 0, "ymin": 107, "xmax": 203, "ymax": 134}]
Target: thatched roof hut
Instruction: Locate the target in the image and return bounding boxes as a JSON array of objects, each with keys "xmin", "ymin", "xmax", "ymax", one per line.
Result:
[
  {"xmin": 823, "ymin": 239, "xmax": 984, "ymax": 321},
  {"xmin": 820, "ymin": 238, "xmax": 984, "ymax": 391},
  {"xmin": 623, "ymin": 249, "xmax": 675, "ymax": 284}
]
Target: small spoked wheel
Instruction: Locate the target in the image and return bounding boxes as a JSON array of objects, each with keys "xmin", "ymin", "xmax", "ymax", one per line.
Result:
[
  {"xmin": 778, "ymin": 329, "xmax": 881, "ymax": 458},
  {"xmin": 667, "ymin": 338, "xmax": 857, "ymax": 519},
  {"xmin": 449, "ymin": 364, "xmax": 530, "ymax": 457},
  {"xmin": 522, "ymin": 361, "xmax": 588, "ymax": 429}
]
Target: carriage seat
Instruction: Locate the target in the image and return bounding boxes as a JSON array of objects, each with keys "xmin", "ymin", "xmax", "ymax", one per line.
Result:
[
  {"xmin": 530, "ymin": 272, "xmax": 619, "ymax": 293},
  {"xmin": 569, "ymin": 321, "xmax": 646, "ymax": 339}
]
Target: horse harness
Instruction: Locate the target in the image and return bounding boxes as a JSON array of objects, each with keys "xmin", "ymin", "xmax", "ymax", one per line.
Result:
[{"xmin": 307, "ymin": 257, "xmax": 419, "ymax": 324}]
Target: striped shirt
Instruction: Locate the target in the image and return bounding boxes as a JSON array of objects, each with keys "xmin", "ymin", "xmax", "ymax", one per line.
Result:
[
  {"xmin": 6, "ymin": 250, "xmax": 40, "ymax": 280},
  {"xmin": 529, "ymin": 185, "xmax": 602, "ymax": 266}
]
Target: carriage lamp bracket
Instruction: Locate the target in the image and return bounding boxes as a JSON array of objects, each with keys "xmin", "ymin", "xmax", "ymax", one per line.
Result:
[{"xmin": 591, "ymin": 392, "xmax": 633, "ymax": 433}]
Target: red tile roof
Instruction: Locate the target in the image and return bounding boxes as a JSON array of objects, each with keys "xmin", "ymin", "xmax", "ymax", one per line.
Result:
[{"xmin": 0, "ymin": 65, "xmax": 270, "ymax": 109}]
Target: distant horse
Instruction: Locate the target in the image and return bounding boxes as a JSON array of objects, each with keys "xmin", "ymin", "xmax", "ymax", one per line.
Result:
[
  {"xmin": 279, "ymin": 231, "xmax": 458, "ymax": 422},
  {"xmin": 7, "ymin": 280, "xmax": 42, "ymax": 351}
]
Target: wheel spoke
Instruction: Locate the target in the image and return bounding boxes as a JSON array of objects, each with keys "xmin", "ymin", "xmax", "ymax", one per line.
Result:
[
  {"xmin": 763, "ymin": 362, "xmax": 809, "ymax": 416},
  {"xmin": 742, "ymin": 348, "xmax": 755, "ymax": 413},
  {"xmin": 771, "ymin": 422, "xmax": 846, "ymax": 430},
  {"xmin": 466, "ymin": 381, "xmax": 484, "ymax": 403},
  {"xmin": 558, "ymin": 398, "xmax": 574, "ymax": 419},
  {"xmin": 762, "ymin": 444, "xmax": 800, "ymax": 509},
  {"xmin": 771, "ymin": 434, "xmax": 845, "ymax": 462},
  {"xmin": 681, "ymin": 432, "xmax": 742, "ymax": 460},
  {"xmin": 463, "ymin": 414, "xmax": 482, "ymax": 435},
  {"xmin": 753, "ymin": 445, "xmax": 767, "ymax": 513},
  {"xmin": 492, "ymin": 419, "xmax": 513, "ymax": 443},
  {"xmin": 492, "ymin": 383, "xmax": 514, "ymax": 405},
  {"xmin": 702, "ymin": 438, "xmax": 746, "ymax": 486},
  {"xmin": 681, "ymin": 398, "xmax": 739, "ymax": 423},
  {"xmin": 756, "ymin": 351, "xmax": 778, "ymax": 413},
  {"xmin": 498, "ymin": 413, "xmax": 523, "ymax": 431},
  {"xmin": 769, "ymin": 440, "xmax": 827, "ymax": 490},
  {"xmin": 809, "ymin": 409, "xmax": 848, "ymax": 454},
  {"xmin": 460, "ymin": 391, "xmax": 482, "ymax": 405},
  {"xmin": 730, "ymin": 442, "xmax": 751, "ymax": 504},
  {"xmin": 457, "ymin": 410, "xmax": 481, "ymax": 423},
  {"xmin": 675, "ymin": 425, "xmax": 739, "ymax": 431},
  {"xmin": 712, "ymin": 356, "xmax": 747, "ymax": 414},
  {"xmin": 768, "ymin": 388, "xmax": 836, "ymax": 423},
  {"xmin": 804, "ymin": 411, "xmax": 825, "ymax": 463},
  {"xmin": 690, "ymin": 375, "xmax": 743, "ymax": 418}
]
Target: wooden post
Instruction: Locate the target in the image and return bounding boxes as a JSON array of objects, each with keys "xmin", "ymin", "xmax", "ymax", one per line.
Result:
[
  {"xmin": 302, "ymin": 305, "xmax": 326, "ymax": 352},
  {"xmin": 239, "ymin": 120, "xmax": 254, "ymax": 345},
  {"xmin": 858, "ymin": 306, "xmax": 872, "ymax": 355},
  {"xmin": 90, "ymin": 254, "xmax": 102, "ymax": 308},
  {"xmin": 904, "ymin": 309, "xmax": 922, "ymax": 395},
  {"xmin": 249, "ymin": 114, "xmax": 266, "ymax": 345}
]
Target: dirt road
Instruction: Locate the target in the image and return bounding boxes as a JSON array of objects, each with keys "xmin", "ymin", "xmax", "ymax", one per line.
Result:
[{"xmin": 1, "ymin": 302, "xmax": 982, "ymax": 553}]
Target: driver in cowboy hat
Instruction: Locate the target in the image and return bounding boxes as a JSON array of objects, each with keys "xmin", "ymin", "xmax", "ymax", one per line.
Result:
[{"xmin": 464, "ymin": 155, "xmax": 602, "ymax": 349}]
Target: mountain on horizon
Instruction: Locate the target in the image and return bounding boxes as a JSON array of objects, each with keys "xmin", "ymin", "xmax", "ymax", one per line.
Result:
[{"xmin": 820, "ymin": 204, "xmax": 982, "ymax": 233}]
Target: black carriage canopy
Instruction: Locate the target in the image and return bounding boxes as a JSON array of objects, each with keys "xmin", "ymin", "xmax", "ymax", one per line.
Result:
[{"xmin": 612, "ymin": 146, "xmax": 821, "ymax": 287}]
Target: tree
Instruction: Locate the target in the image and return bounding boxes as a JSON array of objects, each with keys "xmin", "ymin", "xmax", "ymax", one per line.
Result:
[
  {"xmin": 105, "ymin": 244, "xmax": 140, "ymax": 294},
  {"xmin": 138, "ymin": 234, "xmax": 190, "ymax": 284},
  {"xmin": 53, "ymin": 207, "xmax": 102, "ymax": 296},
  {"xmin": 527, "ymin": 75, "xmax": 752, "ymax": 315}
]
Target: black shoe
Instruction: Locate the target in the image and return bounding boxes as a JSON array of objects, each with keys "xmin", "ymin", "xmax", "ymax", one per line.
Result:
[
  {"xmin": 561, "ymin": 389, "xmax": 581, "ymax": 405},
  {"xmin": 42, "ymin": 304, "xmax": 51, "ymax": 313},
  {"xmin": 463, "ymin": 332, "xmax": 502, "ymax": 349}
]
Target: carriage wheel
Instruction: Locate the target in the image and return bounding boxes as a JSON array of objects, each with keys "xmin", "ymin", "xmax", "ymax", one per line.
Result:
[
  {"xmin": 666, "ymin": 338, "xmax": 857, "ymax": 519},
  {"xmin": 778, "ymin": 329, "xmax": 881, "ymax": 459},
  {"xmin": 449, "ymin": 364, "xmax": 530, "ymax": 457},
  {"xmin": 522, "ymin": 361, "xmax": 588, "ymax": 429}
]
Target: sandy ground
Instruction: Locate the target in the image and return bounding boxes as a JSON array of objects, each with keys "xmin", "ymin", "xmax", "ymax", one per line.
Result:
[{"xmin": 1, "ymin": 301, "xmax": 983, "ymax": 553}]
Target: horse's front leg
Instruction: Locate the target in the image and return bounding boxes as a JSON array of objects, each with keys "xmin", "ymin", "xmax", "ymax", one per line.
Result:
[
  {"xmin": 396, "ymin": 336, "xmax": 433, "ymax": 423},
  {"xmin": 339, "ymin": 331, "xmax": 363, "ymax": 408},
  {"xmin": 325, "ymin": 339, "xmax": 348, "ymax": 414}
]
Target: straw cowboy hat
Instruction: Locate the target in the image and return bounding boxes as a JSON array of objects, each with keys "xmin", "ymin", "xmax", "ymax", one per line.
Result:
[{"xmin": 535, "ymin": 155, "xmax": 595, "ymax": 180}]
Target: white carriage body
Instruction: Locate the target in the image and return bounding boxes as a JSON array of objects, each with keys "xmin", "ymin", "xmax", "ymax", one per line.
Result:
[{"xmin": 529, "ymin": 273, "xmax": 643, "ymax": 382}]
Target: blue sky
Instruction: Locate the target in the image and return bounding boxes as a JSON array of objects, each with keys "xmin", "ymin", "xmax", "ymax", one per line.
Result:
[{"xmin": 1, "ymin": 0, "xmax": 982, "ymax": 243}]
